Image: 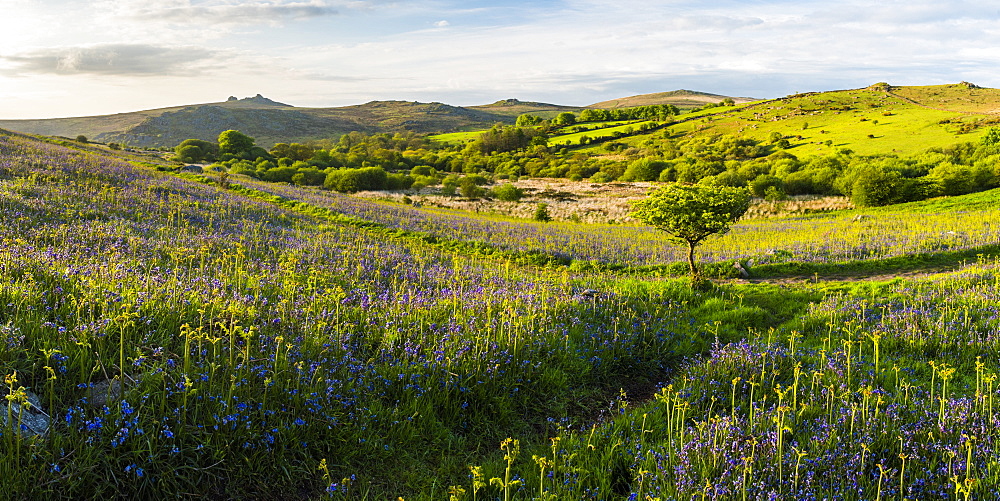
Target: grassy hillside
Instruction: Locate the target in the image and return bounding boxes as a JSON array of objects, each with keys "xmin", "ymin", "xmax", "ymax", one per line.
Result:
[
  {"xmin": 4, "ymin": 128, "xmax": 1000, "ymax": 498},
  {"xmin": 427, "ymin": 83, "xmax": 1000, "ymax": 158},
  {"xmin": 588, "ymin": 89, "xmax": 757, "ymax": 110},
  {"xmin": 0, "ymin": 91, "xmax": 750, "ymax": 149},
  {"xmin": 467, "ymin": 98, "xmax": 580, "ymax": 118},
  {"xmin": 573, "ymin": 83, "xmax": 1000, "ymax": 157},
  {"xmin": 0, "ymin": 98, "xmax": 525, "ymax": 148}
]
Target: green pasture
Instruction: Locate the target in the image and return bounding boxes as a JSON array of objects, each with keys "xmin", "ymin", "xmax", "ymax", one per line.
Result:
[
  {"xmin": 426, "ymin": 130, "xmax": 483, "ymax": 144},
  {"xmin": 4, "ymin": 124, "xmax": 1000, "ymax": 499}
]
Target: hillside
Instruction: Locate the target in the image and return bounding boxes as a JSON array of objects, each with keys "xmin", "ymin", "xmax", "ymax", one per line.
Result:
[
  {"xmin": 587, "ymin": 89, "xmax": 758, "ymax": 110},
  {"xmin": 0, "ymin": 97, "xmax": 528, "ymax": 148},
  {"xmin": 467, "ymin": 98, "xmax": 580, "ymax": 118},
  {"xmin": 0, "ymin": 91, "xmax": 749, "ymax": 149},
  {"xmin": 5, "ymin": 125, "xmax": 1000, "ymax": 498},
  {"xmin": 0, "ymin": 95, "xmax": 578, "ymax": 148},
  {"xmin": 573, "ymin": 82, "xmax": 1000, "ymax": 157}
]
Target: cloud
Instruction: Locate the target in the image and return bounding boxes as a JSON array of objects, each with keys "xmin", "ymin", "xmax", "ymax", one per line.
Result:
[
  {"xmin": 1, "ymin": 44, "xmax": 221, "ymax": 77},
  {"xmin": 300, "ymin": 72, "xmax": 381, "ymax": 82},
  {"xmin": 104, "ymin": 0, "xmax": 345, "ymax": 26},
  {"xmin": 434, "ymin": 20, "xmax": 450, "ymax": 27}
]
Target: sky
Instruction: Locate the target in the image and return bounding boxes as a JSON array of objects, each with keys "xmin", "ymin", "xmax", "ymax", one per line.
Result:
[{"xmin": 1, "ymin": 0, "xmax": 999, "ymax": 119}]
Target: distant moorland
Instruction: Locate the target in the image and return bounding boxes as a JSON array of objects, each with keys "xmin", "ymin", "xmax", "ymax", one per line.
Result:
[{"xmin": 0, "ymin": 90, "xmax": 747, "ymax": 148}]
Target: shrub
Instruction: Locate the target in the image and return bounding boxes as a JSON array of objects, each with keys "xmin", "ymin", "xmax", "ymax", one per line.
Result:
[
  {"xmin": 850, "ymin": 168, "xmax": 902, "ymax": 207},
  {"xmin": 621, "ymin": 158, "xmax": 668, "ymax": 182},
  {"xmin": 492, "ymin": 183, "xmax": 524, "ymax": 202},
  {"xmin": 533, "ymin": 203, "xmax": 552, "ymax": 222},
  {"xmin": 324, "ymin": 167, "xmax": 388, "ymax": 193},
  {"xmin": 749, "ymin": 174, "xmax": 784, "ymax": 198},
  {"xmin": 262, "ymin": 165, "xmax": 298, "ymax": 183},
  {"xmin": 460, "ymin": 177, "xmax": 485, "ymax": 199},
  {"xmin": 441, "ymin": 174, "xmax": 460, "ymax": 196},
  {"xmin": 386, "ymin": 173, "xmax": 415, "ymax": 191}
]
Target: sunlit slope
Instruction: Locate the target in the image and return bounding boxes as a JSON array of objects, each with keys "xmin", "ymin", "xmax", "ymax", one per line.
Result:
[
  {"xmin": 587, "ymin": 90, "xmax": 758, "ymax": 110},
  {"xmin": 889, "ymin": 82, "xmax": 1000, "ymax": 113},
  {"xmin": 580, "ymin": 83, "xmax": 1000, "ymax": 156}
]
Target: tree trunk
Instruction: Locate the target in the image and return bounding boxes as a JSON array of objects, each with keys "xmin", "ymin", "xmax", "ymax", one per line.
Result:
[{"xmin": 687, "ymin": 240, "xmax": 698, "ymax": 277}]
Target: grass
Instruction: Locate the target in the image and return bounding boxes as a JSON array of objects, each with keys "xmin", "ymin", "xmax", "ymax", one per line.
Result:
[
  {"xmin": 4, "ymin": 128, "xmax": 1000, "ymax": 499},
  {"xmin": 548, "ymin": 120, "xmax": 661, "ymax": 147},
  {"xmin": 571, "ymin": 85, "xmax": 996, "ymax": 157},
  {"xmin": 427, "ymin": 130, "xmax": 484, "ymax": 144}
]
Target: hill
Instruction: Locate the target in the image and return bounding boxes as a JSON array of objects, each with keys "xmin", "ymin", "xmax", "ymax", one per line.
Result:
[
  {"xmin": 0, "ymin": 96, "xmax": 530, "ymax": 148},
  {"xmin": 467, "ymin": 98, "xmax": 580, "ymax": 118},
  {"xmin": 587, "ymin": 89, "xmax": 758, "ymax": 110},
  {"xmin": 0, "ymin": 91, "xmax": 749, "ymax": 149},
  {"xmin": 5, "ymin": 125, "xmax": 1000, "ymax": 499},
  {"xmin": 572, "ymin": 82, "xmax": 1000, "ymax": 157}
]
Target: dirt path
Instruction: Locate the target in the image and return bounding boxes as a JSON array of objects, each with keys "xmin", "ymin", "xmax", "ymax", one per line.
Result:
[{"xmin": 732, "ymin": 264, "xmax": 965, "ymax": 285}]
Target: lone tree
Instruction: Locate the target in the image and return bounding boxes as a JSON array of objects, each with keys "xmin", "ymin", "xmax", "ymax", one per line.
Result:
[
  {"xmin": 218, "ymin": 130, "xmax": 256, "ymax": 158},
  {"xmin": 630, "ymin": 184, "xmax": 751, "ymax": 279}
]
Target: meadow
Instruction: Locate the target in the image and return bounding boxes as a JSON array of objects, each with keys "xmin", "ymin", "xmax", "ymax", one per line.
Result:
[
  {"xmin": 573, "ymin": 85, "xmax": 992, "ymax": 157},
  {"xmin": 2, "ymin": 127, "xmax": 1000, "ymax": 499}
]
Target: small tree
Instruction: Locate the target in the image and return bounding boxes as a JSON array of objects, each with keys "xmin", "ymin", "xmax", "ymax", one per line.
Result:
[
  {"xmin": 981, "ymin": 127, "xmax": 1000, "ymax": 147},
  {"xmin": 552, "ymin": 112, "xmax": 576, "ymax": 126},
  {"xmin": 76, "ymin": 135, "xmax": 88, "ymax": 143},
  {"xmin": 493, "ymin": 183, "xmax": 524, "ymax": 202},
  {"xmin": 460, "ymin": 177, "xmax": 485, "ymax": 199},
  {"xmin": 533, "ymin": 203, "xmax": 552, "ymax": 222},
  {"xmin": 630, "ymin": 184, "xmax": 751, "ymax": 279},
  {"xmin": 218, "ymin": 130, "xmax": 256, "ymax": 158}
]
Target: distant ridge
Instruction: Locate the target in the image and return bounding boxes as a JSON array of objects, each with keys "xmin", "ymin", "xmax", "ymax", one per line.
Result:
[
  {"xmin": 587, "ymin": 90, "xmax": 758, "ymax": 110},
  {"xmin": 0, "ymin": 90, "xmax": 750, "ymax": 147},
  {"xmin": 223, "ymin": 94, "xmax": 292, "ymax": 107},
  {"xmin": 468, "ymin": 98, "xmax": 578, "ymax": 118}
]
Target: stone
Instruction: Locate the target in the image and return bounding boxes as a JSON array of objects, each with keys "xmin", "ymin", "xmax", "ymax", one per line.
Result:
[
  {"xmin": 84, "ymin": 379, "xmax": 123, "ymax": 408},
  {"xmin": 2, "ymin": 389, "xmax": 49, "ymax": 437},
  {"xmin": 733, "ymin": 261, "xmax": 750, "ymax": 278}
]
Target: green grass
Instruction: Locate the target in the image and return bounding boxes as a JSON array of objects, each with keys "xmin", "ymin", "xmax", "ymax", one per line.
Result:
[
  {"xmin": 577, "ymin": 86, "xmax": 994, "ymax": 157},
  {"xmin": 548, "ymin": 120, "xmax": 660, "ymax": 147},
  {"xmin": 427, "ymin": 130, "xmax": 484, "ymax": 144},
  {"xmin": 5, "ymin": 128, "xmax": 1000, "ymax": 499}
]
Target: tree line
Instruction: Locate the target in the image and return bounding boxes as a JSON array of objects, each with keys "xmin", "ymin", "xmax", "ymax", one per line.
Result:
[{"xmin": 171, "ymin": 123, "xmax": 1000, "ymax": 207}]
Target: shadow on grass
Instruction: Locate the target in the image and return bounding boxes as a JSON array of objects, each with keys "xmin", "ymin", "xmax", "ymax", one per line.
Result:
[{"xmin": 746, "ymin": 243, "xmax": 1000, "ymax": 280}]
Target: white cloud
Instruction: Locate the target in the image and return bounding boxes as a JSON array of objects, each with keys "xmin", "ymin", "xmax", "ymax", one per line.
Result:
[
  {"xmin": 4, "ymin": 0, "xmax": 1000, "ymax": 118},
  {"xmin": 97, "ymin": 0, "xmax": 346, "ymax": 26},
  {"xmin": 1, "ymin": 44, "xmax": 222, "ymax": 76}
]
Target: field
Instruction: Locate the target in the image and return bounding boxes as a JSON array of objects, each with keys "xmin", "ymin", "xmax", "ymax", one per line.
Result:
[
  {"xmin": 429, "ymin": 84, "xmax": 1000, "ymax": 161},
  {"xmin": 573, "ymin": 84, "xmax": 998, "ymax": 158},
  {"xmin": 3, "ymin": 127, "xmax": 1000, "ymax": 499}
]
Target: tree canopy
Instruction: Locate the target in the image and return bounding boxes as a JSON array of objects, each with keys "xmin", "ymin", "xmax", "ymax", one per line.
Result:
[
  {"xmin": 174, "ymin": 138, "xmax": 219, "ymax": 163},
  {"xmin": 630, "ymin": 184, "xmax": 751, "ymax": 278},
  {"xmin": 218, "ymin": 130, "xmax": 256, "ymax": 158}
]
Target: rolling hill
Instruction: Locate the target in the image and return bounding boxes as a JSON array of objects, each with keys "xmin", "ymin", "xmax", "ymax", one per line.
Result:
[
  {"xmin": 0, "ymin": 91, "xmax": 750, "ymax": 149},
  {"xmin": 0, "ymin": 95, "xmax": 518, "ymax": 148},
  {"xmin": 570, "ymin": 82, "xmax": 1000, "ymax": 157},
  {"xmin": 587, "ymin": 89, "xmax": 758, "ymax": 109}
]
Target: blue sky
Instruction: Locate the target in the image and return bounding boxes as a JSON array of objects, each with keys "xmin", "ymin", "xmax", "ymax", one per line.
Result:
[{"xmin": 1, "ymin": 0, "xmax": 999, "ymax": 118}]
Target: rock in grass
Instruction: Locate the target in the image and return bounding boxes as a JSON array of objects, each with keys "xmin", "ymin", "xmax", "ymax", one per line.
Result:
[
  {"xmin": 1, "ymin": 389, "xmax": 49, "ymax": 437},
  {"xmin": 83, "ymin": 379, "xmax": 123, "ymax": 408},
  {"xmin": 733, "ymin": 261, "xmax": 750, "ymax": 278}
]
